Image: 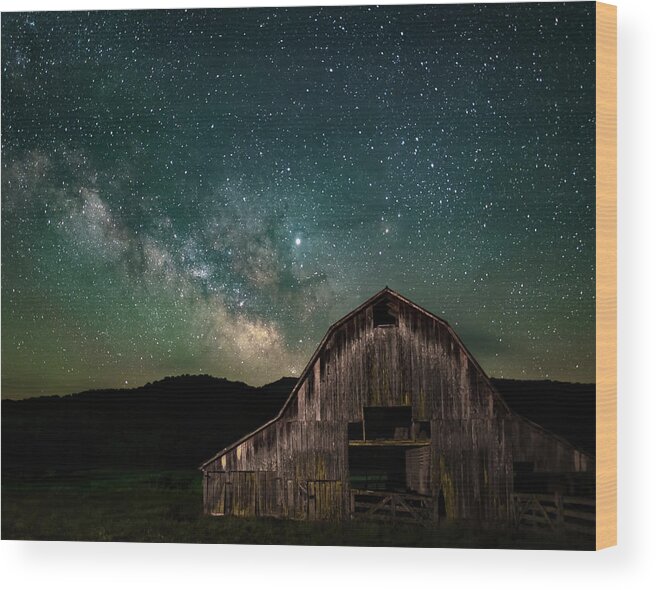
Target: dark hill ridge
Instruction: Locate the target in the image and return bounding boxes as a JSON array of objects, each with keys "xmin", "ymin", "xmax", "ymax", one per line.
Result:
[
  {"xmin": 2, "ymin": 375, "xmax": 296, "ymax": 474},
  {"xmin": 2, "ymin": 375, "xmax": 594, "ymax": 475}
]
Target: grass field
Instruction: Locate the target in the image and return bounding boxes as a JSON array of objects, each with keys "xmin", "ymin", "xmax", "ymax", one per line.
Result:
[{"xmin": 1, "ymin": 470, "xmax": 593, "ymax": 549}]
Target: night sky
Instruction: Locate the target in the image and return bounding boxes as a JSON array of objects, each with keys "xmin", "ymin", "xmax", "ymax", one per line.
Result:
[{"xmin": 1, "ymin": 3, "xmax": 596, "ymax": 398}]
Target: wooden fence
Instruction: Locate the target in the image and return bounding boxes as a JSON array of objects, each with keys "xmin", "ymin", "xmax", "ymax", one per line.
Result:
[
  {"xmin": 350, "ymin": 489, "xmax": 433, "ymax": 525},
  {"xmin": 513, "ymin": 492, "xmax": 595, "ymax": 535}
]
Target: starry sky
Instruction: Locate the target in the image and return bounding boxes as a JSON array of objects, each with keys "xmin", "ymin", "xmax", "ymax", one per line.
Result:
[{"xmin": 1, "ymin": 3, "xmax": 596, "ymax": 398}]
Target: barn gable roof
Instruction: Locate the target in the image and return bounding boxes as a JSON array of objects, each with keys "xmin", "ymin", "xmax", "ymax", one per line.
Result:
[{"xmin": 199, "ymin": 287, "xmax": 592, "ymax": 470}]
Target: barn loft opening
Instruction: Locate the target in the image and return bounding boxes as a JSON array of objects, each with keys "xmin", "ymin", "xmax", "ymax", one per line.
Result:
[
  {"xmin": 363, "ymin": 406, "xmax": 411, "ymax": 440},
  {"xmin": 348, "ymin": 407, "xmax": 430, "ymax": 443},
  {"xmin": 372, "ymin": 298, "xmax": 396, "ymax": 327}
]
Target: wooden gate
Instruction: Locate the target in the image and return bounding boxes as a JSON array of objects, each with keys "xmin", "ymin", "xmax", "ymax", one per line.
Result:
[
  {"xmin": 513, "ymin": 493, "xmax": 595, "ymax": 535},
  {"xmin": 350, "ymin": 489, "xmax": 433, "ymax": 525}
]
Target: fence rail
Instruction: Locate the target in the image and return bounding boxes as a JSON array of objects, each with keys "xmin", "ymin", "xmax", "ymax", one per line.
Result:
[
  {"xmin": 350, "ymin": 489, "xmax": 433, "ymax": 525},
  {"xmin": 513, "ymin": 492, "xmax": 595, "ymax": 535}
]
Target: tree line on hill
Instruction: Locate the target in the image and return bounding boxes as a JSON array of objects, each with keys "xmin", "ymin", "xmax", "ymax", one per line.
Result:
[{"xmin": 1, "ymin": 375, "xmax": 594, "ymax": 475}]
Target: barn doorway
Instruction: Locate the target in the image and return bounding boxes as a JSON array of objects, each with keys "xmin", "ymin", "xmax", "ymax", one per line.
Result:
[
  {"xmin": 348, "ymin": 445, "xmax": 408, "ymax": 491},
  {"xmin": 348, "ymin": 406, "xmax": 433, "ymax": 521},
  {"xmin": 347, "ymin": 444, "xmax": 433, "ymax": 522},
  {"xmin": 347, "ymin": 405, "xmax": 432, "ymax": 493},
  {"xmin": 347, "ymin": 444, "xmax": 431, "ymax": 493}
]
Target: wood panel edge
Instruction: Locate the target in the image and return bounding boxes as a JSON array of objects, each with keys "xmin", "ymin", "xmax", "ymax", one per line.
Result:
[{"xmin": 595, "ymin": 1, "xmax": 617, "ymax": 551}]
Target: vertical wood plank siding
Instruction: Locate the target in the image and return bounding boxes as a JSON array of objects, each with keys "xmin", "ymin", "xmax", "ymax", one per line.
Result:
[
  {"xmin": 406, "ymin": 446, "xmax": 431, "ymax": 496},
  {"xmin": 202, "ymin": 291, "xmax": 593, "ymax": 522}
]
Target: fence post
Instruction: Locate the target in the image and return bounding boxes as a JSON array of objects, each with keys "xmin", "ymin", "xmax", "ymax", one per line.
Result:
[{"xmin": 555, "ymin": 490, "xmax": 564, "ymax": 529}]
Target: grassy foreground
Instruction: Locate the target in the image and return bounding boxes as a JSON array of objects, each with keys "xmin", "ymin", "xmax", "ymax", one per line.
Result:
[{"xmin": 1, "ymin": 470, "xmax": 592, "ymax": 549}]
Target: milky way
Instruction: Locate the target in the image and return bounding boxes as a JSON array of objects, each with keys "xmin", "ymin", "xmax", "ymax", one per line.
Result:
[{"xmin": 1, "ymin": 4, "xmax": 596, "ymax": 398}]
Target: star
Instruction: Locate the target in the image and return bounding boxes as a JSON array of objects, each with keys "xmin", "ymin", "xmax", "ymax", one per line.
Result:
[{"xmin": 1, "ymin": 3, "xmax": 596, "ymax": 397}]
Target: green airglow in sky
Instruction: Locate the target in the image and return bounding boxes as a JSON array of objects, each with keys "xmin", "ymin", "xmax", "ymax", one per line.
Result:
[{"xmin": 1, "ymin": 4, "xmax": 596, "ymax": 398}]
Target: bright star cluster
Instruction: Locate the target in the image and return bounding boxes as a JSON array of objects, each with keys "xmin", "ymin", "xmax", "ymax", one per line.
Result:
[{"xmin": 1, "ymin": 4, "xmax": 595, "ymax": 398}]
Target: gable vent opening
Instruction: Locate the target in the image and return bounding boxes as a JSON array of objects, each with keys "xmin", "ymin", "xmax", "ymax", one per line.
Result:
[{"xmin": 372, "ymin": 298, "xmax": 397, "ymax": 327}]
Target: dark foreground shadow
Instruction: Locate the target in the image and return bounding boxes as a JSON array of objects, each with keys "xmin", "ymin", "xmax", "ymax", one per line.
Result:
[{"xmin": 1, "ymin": 470, "xmax": 593, "ymax": 550}]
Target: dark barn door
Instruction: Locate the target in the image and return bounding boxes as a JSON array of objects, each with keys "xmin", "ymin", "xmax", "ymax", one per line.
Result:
[
  {"xmin": 224, "ymin": 481, "xmax": 233, "ymax": 515},
  {"xmin": 307, "ymin": 480, "xmax": 344, "ymax": 520}
]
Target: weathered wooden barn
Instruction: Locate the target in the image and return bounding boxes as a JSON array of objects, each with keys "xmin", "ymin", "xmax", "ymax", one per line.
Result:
[{"xmin": 200, "ymin": 288, "xmax": 593, "ymax": 523}]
